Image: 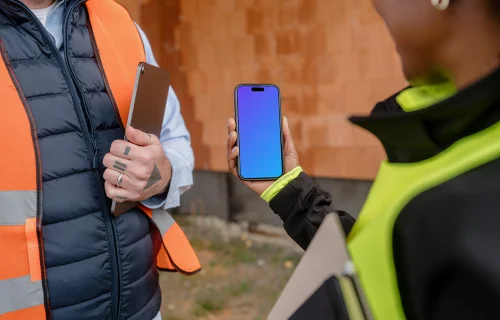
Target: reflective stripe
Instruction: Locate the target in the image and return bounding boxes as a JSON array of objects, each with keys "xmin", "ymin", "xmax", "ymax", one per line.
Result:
[
  {"xmin": 0, "ymin": 191, "xmax": 37, "ymax": 225},
  {"xmin": 152, "ymin": 209, "xmax": 175, "ymax": 234},
  {"xmin": 0, "ymin": 275, "xmax": 44, "ymax": 315}
]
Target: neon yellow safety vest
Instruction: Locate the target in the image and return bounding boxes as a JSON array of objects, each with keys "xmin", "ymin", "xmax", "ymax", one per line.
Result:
[{"xmin": 348, "ymin": 95, "xmax": 500, "ymax": 319}]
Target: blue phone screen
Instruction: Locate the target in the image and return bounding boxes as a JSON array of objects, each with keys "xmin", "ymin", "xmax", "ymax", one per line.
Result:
[{"xmin": 236, "ymin": 85, "xmax": 283, "ymax": 179}]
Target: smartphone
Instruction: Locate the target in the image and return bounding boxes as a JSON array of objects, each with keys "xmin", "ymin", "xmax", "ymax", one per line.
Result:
[{"xmin": 234, "ymin": 84, "xmax": 284, "ymax": 181}]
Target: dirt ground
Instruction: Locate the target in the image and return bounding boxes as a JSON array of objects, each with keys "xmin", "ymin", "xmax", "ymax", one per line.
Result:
[{"xmin": 159, "ymin": 217, "xmax": 302, "ymax": 320}]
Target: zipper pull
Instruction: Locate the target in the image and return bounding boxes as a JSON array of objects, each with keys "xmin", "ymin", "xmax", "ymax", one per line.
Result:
[{"xmin": 91, "ymin": 140, "xmax": 100, "ymax": 169}]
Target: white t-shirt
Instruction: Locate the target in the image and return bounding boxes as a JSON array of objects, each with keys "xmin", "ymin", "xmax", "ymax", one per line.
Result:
[{"xmin": 30, "ymin": 1, "xmax": 58, "ymax": 26}]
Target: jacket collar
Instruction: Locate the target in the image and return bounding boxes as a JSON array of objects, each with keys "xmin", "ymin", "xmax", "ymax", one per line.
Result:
[{"xmin": 350, "ymin": 68, "xmax": 500, "ymax": 163}]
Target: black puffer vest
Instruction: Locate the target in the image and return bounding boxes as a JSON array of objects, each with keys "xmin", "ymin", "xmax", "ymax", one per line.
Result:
[{"xmin": 0, "ymin": 1, "xmax": 161, "ymax": 319}]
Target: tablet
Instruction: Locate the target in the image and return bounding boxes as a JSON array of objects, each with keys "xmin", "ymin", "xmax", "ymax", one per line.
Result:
[{"xmin": 111, "ymin": 62, "xmax": 171, "ymax": 216}]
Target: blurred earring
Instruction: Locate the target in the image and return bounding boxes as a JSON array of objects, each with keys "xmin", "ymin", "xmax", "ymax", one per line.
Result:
[{"xmin": 432, "ymin": 0, "xmax": 449, "ymax": 10}]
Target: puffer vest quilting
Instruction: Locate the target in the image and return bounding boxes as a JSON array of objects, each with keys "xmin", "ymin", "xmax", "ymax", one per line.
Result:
[{"xmin": 0, "ymin": 1, "xmax": 161, "ymax": 319}]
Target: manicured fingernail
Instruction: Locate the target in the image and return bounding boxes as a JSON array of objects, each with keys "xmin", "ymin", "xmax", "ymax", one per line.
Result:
[
  {"xmin": 229, "ymin": 132, "xmax": 233, "ymax": 138},
  {"xmin": 228, "ymin": 118, "xmax": 232, "ymax": 126},
  {"xmin": 231, "ymin": 146, "xmax": 236, "ymax": 153}
]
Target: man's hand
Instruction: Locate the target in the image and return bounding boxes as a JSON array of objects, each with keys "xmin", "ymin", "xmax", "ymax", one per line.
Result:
[{"xmin": 103, "ymin": 126, "xmax": 172, "ymax": 204}]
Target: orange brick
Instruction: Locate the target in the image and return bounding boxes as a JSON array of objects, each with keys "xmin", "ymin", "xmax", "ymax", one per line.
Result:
[
  {"xmin": 302, "ymin": 117, "xmax": 330, "ymax": 148},
  {"xmin": 316, "ymin": 0, "xmax": 345, "ymax": 24},
  {"xmin": 298, "ymin": 0, "xmax": 317, "ymax": 25},
  {"xmin": 310, "ymin": 147, "xmax": 346, "ymax": 177},
  {"xmin": 227, "ymin": 10, "xmax": 247, "ymax": 39},
  {"xmin": 344, "ymin": 80, "xmax": 375, "ymax": 115},
  {"xmin": 232, "ymin": 37, "xmax": 256, "ymax": 65},
  {"xmin": 214, "ymin": 41, "xmax": 235, "ymax": 67},
  {"xmin": 301, "ymin": 59, "xmax": 319, "ymax": 85},
  {"xmin": 370, "ymin": 77, "xmax": 406, "ymax": 104},
  {"xmin": 246, "ymin": 8, "xmax": 266, "ymax": 34},
  {"xmin": 177, "ymin": 23, "xmax": 192, "ymax": 49},
  {"xmin": 276, "ymin": 30, "xmax": 298, "ymax": 55},
  {"xmin": 286, "ymin": 116, "xmax": 304, "ymax": 147},
  {"xmin": 234, "ymin": 0, "xmax": 254, "ymax": 10},
  {"xmin": 278, "ymin": 3, "xmax": 298, "ymax": 28},
  {"xmin": 326, "ymin": 20, "xmax": 355, "ymax": 53},
  {"xmin": 255, "ymin": 63, "xmax": 273, "ymax": 83},
  {"xmin": 342, "ymin": 146, "xmax": 385, "ymax": 180},
  {"xmin": 332, "ymin": 51, "xmax": 362, "ymax": 82},
  {"xmin": 317, "ymin": 83, "xmax": 346, "ymax": 114},
  {"xmin": 310, "ymin": 146, "xmax": 384, "ymax": 180},
  {"xmin": 254, "ymin": 34, "xmax": 271, "ymax": 57},
  {"xmin": 315, "ymin": 54, "xmax": 336, "ymax": 85},
  {"xmin": 352, "ymin": 21, "xmax": 394, "ymax": 50},
  {"xmin": 282, "ymin": 95, "xmax": 301, "ymax": 115},
  {"xmin": 296, "ymin": 26, "xmax": 327, "ymax": 58},
  {"xmin": 181, "ymin": 46, "xmax": 198, "ymax": 71},
  {"xmin": 299, "ymin": 87, "xmax": 319, "ymax": 115},
  {"xmin": 213, "ymin": 0, "xmax": 235, "ymax": 13},
  {"xmin": 186, "ymin": 70, "xmax": 206, "ymax": 96},
  {"xmin": 362, "ymin": 47, "xmax": 405, "ymax": 82},
  {"xmin": 325, "ymin": 115, "xmax": 354, "ymax": 147},
  {"xmin": 280, "ymin": 54, "xmax": 304, "ymax": 82},
  {"xmin": 209, "ymin": 145, "xmax": 228, "ymax": 172},
  {"xmin": 179, "ymin": 0, "xmax": 198, "ymax": 20},
  {"xmin": 352, "ymin": 0, "xmax": 380, "ymax": 26}
]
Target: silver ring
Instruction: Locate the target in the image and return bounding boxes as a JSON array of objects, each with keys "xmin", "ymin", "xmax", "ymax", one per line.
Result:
[{"xmin": 117, "ymin": 173, "xmax": 123, "ymax": 187}]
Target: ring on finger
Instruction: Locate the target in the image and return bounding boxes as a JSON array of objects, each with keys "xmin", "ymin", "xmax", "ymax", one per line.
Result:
[{"xmin": 117, "ymin": 173, "xmax": 124, "ymax": 187}]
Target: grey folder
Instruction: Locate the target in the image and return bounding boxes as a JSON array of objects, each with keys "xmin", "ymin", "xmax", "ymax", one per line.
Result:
[
  {"xmin": 269, "ymin": 214, "xmax": 372, "ymax": 320},
  {"xmin": 110, "ymin": 62, "xmax": 171, "ymax": 216}
]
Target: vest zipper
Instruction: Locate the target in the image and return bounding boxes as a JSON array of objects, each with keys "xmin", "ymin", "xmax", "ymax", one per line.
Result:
[
  {"xmin": 62, "ymin": 3, "xmax": 122, "ymax": 320},
  {"xmin": 62, "ymin": 1, "xmax": 100, "ymax": 170},
  {"xmin": 14, "ymin": 2, "xmax": 122, "ymax": 319}
]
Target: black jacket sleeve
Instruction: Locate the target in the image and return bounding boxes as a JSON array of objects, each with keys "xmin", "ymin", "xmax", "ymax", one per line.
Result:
[{"xmin": 269, "ymin": 172, "xmax": 356, "ymax": 250}]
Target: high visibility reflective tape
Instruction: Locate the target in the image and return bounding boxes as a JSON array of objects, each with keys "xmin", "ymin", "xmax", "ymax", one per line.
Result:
[
  {"xmin": 0, "ymin": 275, "xmax": 44, "ymax": 316},
  {"xmin": 152, "ymin": 209, "xmax": 175, "ymax": 235},
  {"xmin": 0, "ymin": 191, "xmax": 37, "ymax": 225},
  {"xmin": 25, "ymin": 218, "xmax": 41, "ymax": 282}
]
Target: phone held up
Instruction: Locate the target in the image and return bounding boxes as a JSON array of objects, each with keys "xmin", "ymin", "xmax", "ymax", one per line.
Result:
[{"xmin": 234, "ymin": 84, "xmax": 284, "ymax": 181}]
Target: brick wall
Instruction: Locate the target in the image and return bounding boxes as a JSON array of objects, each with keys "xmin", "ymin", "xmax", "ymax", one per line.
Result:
[{"xmin": 119, "ymin": 0, "xmax": 407, "ymax": 180}]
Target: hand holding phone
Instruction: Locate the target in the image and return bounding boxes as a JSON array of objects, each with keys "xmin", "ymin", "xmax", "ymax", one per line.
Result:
[
  {"xmin": 227, "ymin": 84, "xmax": 300, "ymax": 194},
  {"xmin": 234, "ymin": 84, "xmax": 284, "ymax": 180}
]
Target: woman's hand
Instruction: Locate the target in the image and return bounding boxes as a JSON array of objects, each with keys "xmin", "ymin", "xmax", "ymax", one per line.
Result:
[{"xmin": 227, "ymin": 116, "xmax": 300, "ymax": 195}]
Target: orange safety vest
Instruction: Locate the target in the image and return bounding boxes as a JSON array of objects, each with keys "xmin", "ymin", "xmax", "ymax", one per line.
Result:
[{"xmin": 0, "ymin": 1, "xmax": 200, "ymax": 319}]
